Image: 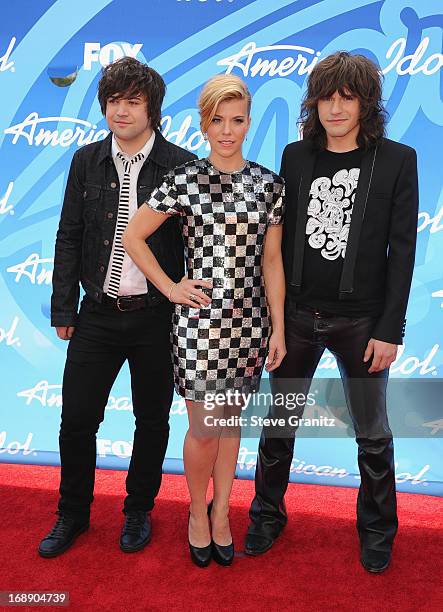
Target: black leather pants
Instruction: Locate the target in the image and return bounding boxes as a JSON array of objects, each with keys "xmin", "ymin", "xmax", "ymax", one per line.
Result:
[{"xmin": 249, "ymin": 298, "xmax": 398, "ymax": 551}]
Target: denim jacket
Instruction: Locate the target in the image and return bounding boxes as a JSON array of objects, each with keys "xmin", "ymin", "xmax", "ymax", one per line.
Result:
[{"xmin": 51, "ymin": 130, "xmax": 197, "ymax": 326}]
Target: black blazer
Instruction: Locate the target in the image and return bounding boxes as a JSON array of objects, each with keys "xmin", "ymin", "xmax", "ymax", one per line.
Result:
[{"xmin": 280, "ymin": 137, "xmax": 419, "ymax": 345}]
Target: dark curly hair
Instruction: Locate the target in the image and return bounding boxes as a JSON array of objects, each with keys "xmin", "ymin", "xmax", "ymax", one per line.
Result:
[
  {"xmin": 98, "ymin": 57, "xmax": 166, "ymax": 129},
  {"xmin": 299, "ymin": 51, "xmax": 387, "ymax": 150}
]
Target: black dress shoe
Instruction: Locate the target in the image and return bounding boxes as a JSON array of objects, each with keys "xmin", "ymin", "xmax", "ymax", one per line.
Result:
[
  {"xmin": 360, "ymin": 548, "xmax": 391, "ymax": 573},
  {"xmin": 245, "ymin": 531, "xmax": 275, "ymax": 556},
  {"xmin": 38, "ymin": 514, "xmax": 89, "ymax": 558},
  {"xmin": 188, "ymin": 512, "xmax": 212, "ymax": 568},
  {"xmin": 207, "ymin": 501, "xmax": 234, "ymax": 566},
  {"xmin": 120, "ymin": 510, "xmax": 151, "ymax": 553}
]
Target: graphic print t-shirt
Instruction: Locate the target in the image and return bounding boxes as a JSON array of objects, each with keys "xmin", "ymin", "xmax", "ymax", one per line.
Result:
[{"xmin": 296, "ymin": 147, "xmax": 370, "ymax": 315}]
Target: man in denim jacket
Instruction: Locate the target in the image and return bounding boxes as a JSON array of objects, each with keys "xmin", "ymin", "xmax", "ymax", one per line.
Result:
[{"xmin": 39, "ymin": 58, "xmax": 196, "ymax": 558}]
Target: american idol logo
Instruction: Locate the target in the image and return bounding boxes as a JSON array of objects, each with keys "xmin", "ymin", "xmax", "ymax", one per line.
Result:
[
  {"xmin": 217, "ymin": 42, "xmax": 321, "ymax": 78},
  {"xmin": 0, "ymin": 36, "xmax": 16, "ymax": 73},
  {"xmin": 423, "ymin": 418, "xmax": 443, "ymax": 435},
  {"xmin": 17, "ymin": 380, "xmax": 187, "ymax": 415},
  {"xmin": 0, "ymin": 182, "xmax": 14, "ymax": 216},
  {"xmin": 218, "ymin": 38, "xmax": 443, "ymax": 80},
  {"xmin": 0, "ymin": 432, "xmax": 35, "ymax": 455},
  {"xmin": 317, "ymin": 345, "xmax": 439, "ymax": 376},
  {"xmin": 3, "ymin": 113, "xmax": 108, "ymax": 147},
  {"xmin": 237, "ymin": 447, "xmax": 430, "ymax": 486},
  {"xmin": 382, "ymin": 37, "xmax": 443, "ymax": 76},
  {"xmin": 3, "ymin": 112, "xmax": 208, "ymax": 152},
  {"xmin": 161, "ymin": 115, "xmax": 208, "ymax": 152},
  {"xmin": 16, "ymin": 381, "xmax": 134, "ymax": 412},
  {"xmin": 17, "ymin": 381, "xmax": 62, "ymax": 408},
  {"xmin": 0, "ymin": 317, "xmax": 20, "ymax": 347},
  {"xmin": 431, "ymin": 290, "xmax": 443, "ymax": 308},
  {"xmin": 417, "ymin": 203, "xmax": 443, "ymax": 235},
  {"xmin": 7, "ymin": 254, "xmax": 54, "ymax": 285}
]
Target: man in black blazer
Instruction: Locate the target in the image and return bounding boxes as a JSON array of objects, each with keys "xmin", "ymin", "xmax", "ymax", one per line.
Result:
[{"xmin": 245, "ymin": 52, "xmax": 418, "ymax": 573}]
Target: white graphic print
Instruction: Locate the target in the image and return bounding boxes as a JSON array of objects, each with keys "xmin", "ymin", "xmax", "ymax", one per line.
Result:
[{"xmin": 306, "ymin": 168, "xmax": 360, "ymax": 260}]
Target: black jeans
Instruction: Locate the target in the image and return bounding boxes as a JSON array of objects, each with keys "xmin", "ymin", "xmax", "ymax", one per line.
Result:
[
  {"xmin": 57, "ymin": 296, "xmax": 174, "ymax": 520},
  {"xmin": 250, "ymin": 297, "xmax": 398, "ymax": 551}
]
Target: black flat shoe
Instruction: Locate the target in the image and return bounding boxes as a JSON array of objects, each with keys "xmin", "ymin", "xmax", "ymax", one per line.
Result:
[
  {"xmin": 208, "ymin": 501, "xmax": 234, "ymax": 566},
  {"xmin": 188, "ymin": 512, "xmax": 211, "ymax": 568},
  {"xmin": 360, "ymin": 548, "xmax": 391, "ymax": 573},
  {"xmin": 38, "ymin": 514, "xmax": 89, "ymax": 558},
  {"xmin": 120, "ymin": 510, "xmax": 151, "ymax": 553}
]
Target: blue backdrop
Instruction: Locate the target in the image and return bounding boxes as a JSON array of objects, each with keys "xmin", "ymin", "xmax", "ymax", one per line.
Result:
[{"xmin": 1, "ymin": 0, "xmax": 442, "ymax": 495}]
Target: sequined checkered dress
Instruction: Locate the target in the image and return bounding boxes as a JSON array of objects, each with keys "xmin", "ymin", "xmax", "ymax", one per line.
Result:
[{"xmin": 146, "ymin": 158, "xmax": 284, "ymax": 401}]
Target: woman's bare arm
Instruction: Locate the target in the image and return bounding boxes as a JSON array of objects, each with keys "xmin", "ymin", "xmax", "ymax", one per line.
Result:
[
  {"xmin": 123, "ymin": 205, "xmax": 211, "ymax": 306},
  {"xmin": 262, "ymin": 225, "xmax": 286, "ymax": 370}
]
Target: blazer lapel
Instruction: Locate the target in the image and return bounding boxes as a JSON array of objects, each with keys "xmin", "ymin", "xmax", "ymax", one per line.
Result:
[
  {"xmin": 290, "ymin": 147, "xmax": 316, "ymax": 288},
  {"xmin": 339, "ymin": 146, "xmax": 377, "ymax": 297}
]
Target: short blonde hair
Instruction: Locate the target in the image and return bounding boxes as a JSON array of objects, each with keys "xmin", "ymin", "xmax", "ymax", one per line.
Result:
[{"xmin": 199, "ymin": 74, "xmax": 251, "ymax": 134}]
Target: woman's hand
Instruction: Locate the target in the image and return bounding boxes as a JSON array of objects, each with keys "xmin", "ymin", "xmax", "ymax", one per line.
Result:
[
  {"xmin": 169, "ymin": 276, "xmax": 212, "ymax": 308},
  {"xmin": 265, "ymin": 331, "xmax": 287, "ymax": 372}
]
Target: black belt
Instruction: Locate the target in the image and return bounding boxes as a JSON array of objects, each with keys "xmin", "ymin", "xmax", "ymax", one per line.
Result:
[{"xmin": 102, "ymin": 293, "xmax": 149, "ymax": 312}]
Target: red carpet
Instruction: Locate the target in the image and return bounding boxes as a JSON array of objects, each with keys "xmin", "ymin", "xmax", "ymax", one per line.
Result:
[{"xmin": 1, "ymin": 463, "xmax": 442, "ymax": 612}]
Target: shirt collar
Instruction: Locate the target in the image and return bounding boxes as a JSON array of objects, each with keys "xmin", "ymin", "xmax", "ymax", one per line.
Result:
[{"xmin": 111, "ymin": 130, "xmax": 156, "ymax": 161}]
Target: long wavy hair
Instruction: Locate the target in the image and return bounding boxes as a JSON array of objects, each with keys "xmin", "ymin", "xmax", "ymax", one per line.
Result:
[{"xmin": 299, "ymin": 51, "xmax": 387, "ymax": 150}]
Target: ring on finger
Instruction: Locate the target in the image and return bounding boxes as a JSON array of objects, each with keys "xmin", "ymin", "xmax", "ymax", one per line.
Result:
[{"xmin": 189, "ymin": 293, "xmax": 197, "ymax": 301}]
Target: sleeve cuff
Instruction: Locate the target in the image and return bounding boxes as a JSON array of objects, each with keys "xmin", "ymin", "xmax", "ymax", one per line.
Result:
[{"xmin": 371, "ymin": 317, "xmax": 406, "ymax": 345}]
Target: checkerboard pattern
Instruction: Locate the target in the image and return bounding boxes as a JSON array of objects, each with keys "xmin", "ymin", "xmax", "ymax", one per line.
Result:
[{"xmin": 146, "ymin": 158, "xmax": 284, "ymax": 401}]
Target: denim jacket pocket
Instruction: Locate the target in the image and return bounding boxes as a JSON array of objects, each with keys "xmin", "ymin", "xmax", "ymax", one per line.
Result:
[
  {"xmin": 137, "ymin": 185, "xmax": 154, "ymax": 206},
  {"xmin": 82, "ymin": 185, "xmax": 101, "ymax": 224}
]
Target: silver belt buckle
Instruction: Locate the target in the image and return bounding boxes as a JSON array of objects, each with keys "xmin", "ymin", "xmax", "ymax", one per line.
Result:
[{"xmin": 116, "ymin": 296, "xmax": 131, "ymax": 311}]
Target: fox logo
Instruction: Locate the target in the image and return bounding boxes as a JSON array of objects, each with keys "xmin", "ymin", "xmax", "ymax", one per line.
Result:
[{"xmin": 83, "ymin": 42, "xmax": 143, "ymax": 70}]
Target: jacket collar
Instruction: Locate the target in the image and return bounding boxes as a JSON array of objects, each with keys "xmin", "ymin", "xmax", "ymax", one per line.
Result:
[
  {"xmin": 338, "ymin": 145, "xmax": 378, "ymax": 296},
  {"xmin": 97, "ymin": 129, "xmax": 170, "ymax": 167},
  {"xmin": 97, "ymin": 132, "xmax": 113, "ymax": 165},
  {"xmin": 290, "ymin": 142, "xmax": 316, "ymax": 288},
  {"xmin": 147, "ymin": 129, "xmax": 170, "ymax": 168}
]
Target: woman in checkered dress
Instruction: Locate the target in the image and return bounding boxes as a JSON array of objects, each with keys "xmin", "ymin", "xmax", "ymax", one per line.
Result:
[{"xmin": 123, "ymin": 75, "xmax": 286, "ymax": 567}]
